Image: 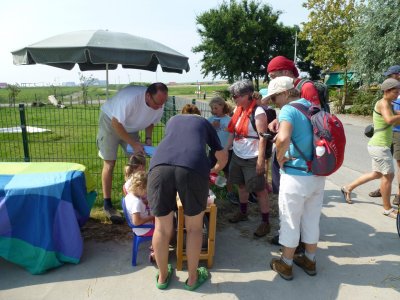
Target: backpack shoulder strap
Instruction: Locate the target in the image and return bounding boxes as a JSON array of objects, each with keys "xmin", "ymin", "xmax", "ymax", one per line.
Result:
[
  {"xmin": 249, "ymin": 105, "xmax": 258, "ymax": 132},
  {"xmin": 288, "ymin": 102, "xmax": 311, "ymax": 120},
  {"xmin": 295, "ymin": 79, "xmax": 312, "ymax": 92}
]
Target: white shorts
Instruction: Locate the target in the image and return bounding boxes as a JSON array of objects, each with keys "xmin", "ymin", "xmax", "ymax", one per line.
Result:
[
  {"xmin": 367, "ymin": 145, "xmax": 394, "ymax": 175},
  {"xmin": 278, "ymin": 174, "xmax": 326, "ymax": 248}
]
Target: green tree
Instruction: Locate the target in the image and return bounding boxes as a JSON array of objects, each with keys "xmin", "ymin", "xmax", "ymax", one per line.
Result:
[
  {"xmin": 348, "ymin": 0, "xmax": 400, "ymax": 84},
  {"xmin": 301, "ymin": 0, "xmax": 364, "ymax": 112},
  {"xmin": 7, "ymin": 84, "xmax": 21, "ymax": 107},
  {"xmin": 193, "ymin": 0, "xmax": 300, "ymax": 89},
  {"xmin": 79, "ymin": 72, "xmax": 94, "ymax": 105}
]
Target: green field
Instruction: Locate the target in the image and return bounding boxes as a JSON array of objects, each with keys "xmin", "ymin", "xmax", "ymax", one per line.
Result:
[
  {"xmin": 0, "ymin": 83, "xmax": 229, "ymax": 105},
  {"xmin": 0, "ymin": 104, "xmax": 167, "ymax": 209}
]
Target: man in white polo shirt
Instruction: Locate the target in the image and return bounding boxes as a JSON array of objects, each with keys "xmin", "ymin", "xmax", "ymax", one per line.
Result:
[{"xmin": 97, "ymin": 82, "xmax": 168, "ymax": 224}]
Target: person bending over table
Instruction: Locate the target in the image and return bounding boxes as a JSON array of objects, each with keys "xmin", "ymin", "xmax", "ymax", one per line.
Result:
[
  {"xmin": 96, "ymin": 82, "xmax": 168, "ymax": 224},
  {"xmin": 147, "ymin": 108, "xmax": 228, "ymax": 291}
]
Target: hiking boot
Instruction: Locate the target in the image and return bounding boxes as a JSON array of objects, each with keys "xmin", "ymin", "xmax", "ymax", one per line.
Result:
[
  {"xmin": 293, "ymin": 254, "xmax": 317, "ymax": 276},
  {"xmin": 270, "ymin": 258, "xmax": 293, "ymax": 280},
  {"xmin": 392, "ymin": 195, "xmax": 400, "ymax": 206},
  {"xmin": 368, "ymin": 188, "xmax": 381, "ymax": 197},
  {"xmin": 254, "ymin": 222, "xmax": 271, "ymax": 238},
  {"xmin": 103, "ymin": 207, "xmax": 124, "ymax": 224},
  {"xmin": 226, "ymin": 192, "xmax": 240, "ymax": 205},
  {"xmin": 248, "ymin": 192, "xmax": 258, "ymax": 204},
  {"xmin": 228, "ymin": 211, "xmax": 248, "ymax": 223},
  {"xmin": 269, "ymin": 234, "xmax": 281, "ymax": 246}
]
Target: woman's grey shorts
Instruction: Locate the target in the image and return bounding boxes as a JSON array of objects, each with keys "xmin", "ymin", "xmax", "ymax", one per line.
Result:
[
  {"xmin": 229, "ymin": 152, "xmax": 266, "ymax": 192},
  {"xmin": 368, "ymin": 145, "xmax": 394, "ymax": 175}
]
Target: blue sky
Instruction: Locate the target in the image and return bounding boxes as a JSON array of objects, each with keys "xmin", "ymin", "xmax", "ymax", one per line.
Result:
[{"xmin": 0, "ymin": 0, "xmax": 308, "ymax": 85}]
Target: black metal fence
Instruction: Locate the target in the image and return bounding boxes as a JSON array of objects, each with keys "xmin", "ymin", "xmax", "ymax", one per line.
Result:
[{"xmin": 0, "ymin": 96, "xmax": 211, "ymax": 206}]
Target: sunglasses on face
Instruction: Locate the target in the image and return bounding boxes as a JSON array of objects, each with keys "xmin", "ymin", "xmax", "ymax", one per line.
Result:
[{"xmin": 232, "ymin": 94, "xmax": 249, "ymax": 99}]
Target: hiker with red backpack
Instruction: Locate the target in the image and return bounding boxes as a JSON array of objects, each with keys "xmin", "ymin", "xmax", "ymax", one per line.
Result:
[
  {"xmin": 265, "ymin": 55, "xmax": 331, "ymax": 247},
  {"xmin": 267, "ymin": 76, "xmax": 345, "ymax": 280}
]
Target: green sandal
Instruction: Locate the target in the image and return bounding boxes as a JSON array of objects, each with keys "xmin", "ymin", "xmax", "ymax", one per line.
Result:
[
  {"xmin": 184, "ymin": 267, "xmax": 209, "ymax": 291},
  {"xmin": 156, "ymin": 264, "xmax": 173, "ymax": 290}
]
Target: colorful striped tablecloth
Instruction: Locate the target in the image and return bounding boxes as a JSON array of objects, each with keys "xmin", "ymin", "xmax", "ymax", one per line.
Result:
[{"xmin": 0, "ymin": 162, "xmax": 96, "ymax": 274}]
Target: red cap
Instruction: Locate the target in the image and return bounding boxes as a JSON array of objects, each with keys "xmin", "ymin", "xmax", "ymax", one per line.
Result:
[{"xmin": 267, "ymin": 56, "xmax": 299, "ymax": 78}]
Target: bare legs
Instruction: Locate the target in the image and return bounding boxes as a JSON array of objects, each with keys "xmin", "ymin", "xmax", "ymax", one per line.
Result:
[
  {"xmin": 153, "ymin": 212, "xmax": 174, "ymax": 284},
  {"xmin": 344, "ymin": 171, "xmax": 394, "ymax": 210},
  {"xmin": 184, "ymin": 211, "xmax": 205, "ymax": 286},
  {"xmin": 153, "ymin": 210, "xmax": 205, "ymax": 286},
  {"xmin": 102, "ymin": 160, "xmax": 116, "ymax": 199}
]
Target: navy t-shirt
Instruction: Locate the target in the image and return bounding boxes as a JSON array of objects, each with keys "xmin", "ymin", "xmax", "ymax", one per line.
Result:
[{"xmin": 149, "ymin": 114, "xmax": 223, "ymax": 177}]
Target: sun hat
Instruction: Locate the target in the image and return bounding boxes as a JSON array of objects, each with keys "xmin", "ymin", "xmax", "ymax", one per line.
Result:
[
  {"xmin": 383, "ymin": 65, "xmax": 400, "ymax": 77},
  {"xmin": 380, "ymin": 78, "xmax": 400, "ymax": 91},
  {"xmin": 264, "ymin": 76, "xmax": 294, "ymax": 100},
  {"xmin": 267, "ymin": 56, "xmax": 299, "ymax": 78}
]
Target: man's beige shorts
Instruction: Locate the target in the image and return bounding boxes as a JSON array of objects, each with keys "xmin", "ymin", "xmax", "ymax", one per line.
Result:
[
  {"xmin": 368, "ymin": 145, "xmax": 394, "ymax": 175},
  {"xmin": 96, "ymin": 111, "xmax": 139, "ymax": 161}
]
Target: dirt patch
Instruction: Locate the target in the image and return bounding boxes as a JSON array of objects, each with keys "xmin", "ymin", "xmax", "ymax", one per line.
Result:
[
  {"xmin": 81, "ymin": 217, "xmax": 132, "ymax": 243},
  {"xmin": 81, "ymin": 193, "xmax": 279, "ymax": 243}
]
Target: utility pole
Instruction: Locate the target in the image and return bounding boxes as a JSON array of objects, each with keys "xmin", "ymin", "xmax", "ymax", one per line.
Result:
[{"xmin": 294, "ymin": 31, "xmax": 298, "ymax": 65}]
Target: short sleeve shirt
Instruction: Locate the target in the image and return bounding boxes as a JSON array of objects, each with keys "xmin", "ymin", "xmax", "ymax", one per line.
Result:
[
  {"xmin": 125, "ymin": 193, "xmax": 152, "ymax": 236},
  {"xmin": 207, "ymin": 115, "xmax": 231, "ymax": 147},
  {"xmin": 101, "ymin": 86, "xmax": 164, "ymax": 132},
  {"xmin": 233, "ymin": 106, "xmax": 266, "ymax": 159},
  {"xmin": 278, "ymin": 99, "xmax": 313, "ymax": 176}
]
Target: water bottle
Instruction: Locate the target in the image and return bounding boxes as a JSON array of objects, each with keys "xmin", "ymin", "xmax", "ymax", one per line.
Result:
[
  {"xmin": 315, "ymin": 140, "xmax": 326, "ymax": 157},
  {"xmin": 215, "ymin": 175, "xmax": 227, "ymax": 187},
  {"xmin": 209, "ymin": 173, "xmax": 227, "ymax": 187}
]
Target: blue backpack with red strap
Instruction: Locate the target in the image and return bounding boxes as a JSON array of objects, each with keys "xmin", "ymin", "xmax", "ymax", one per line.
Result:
[{"xmin": 289, "ymin": 103, "xmax": 346, "ymax": 176}]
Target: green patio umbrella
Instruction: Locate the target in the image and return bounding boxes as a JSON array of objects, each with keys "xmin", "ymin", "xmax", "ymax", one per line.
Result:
[{"xmin": 11, "ymin": 29, "xmax": 190, "ymax": 98}]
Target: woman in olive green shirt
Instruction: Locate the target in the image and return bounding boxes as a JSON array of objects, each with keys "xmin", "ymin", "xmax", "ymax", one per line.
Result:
[{"xmin": 342, "ymin": 78, "xmax": 400, "ymax": 218}]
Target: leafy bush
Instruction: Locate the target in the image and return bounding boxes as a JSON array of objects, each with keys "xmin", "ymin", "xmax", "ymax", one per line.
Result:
[{"xmin": 347, "ymin": 89, "xmax": 380, "ymax": 115}]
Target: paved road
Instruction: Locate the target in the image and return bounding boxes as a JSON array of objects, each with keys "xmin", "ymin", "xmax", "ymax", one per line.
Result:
[{"xmin": 1, "ymin": 114, "xmax": 399, "ymax": 300}]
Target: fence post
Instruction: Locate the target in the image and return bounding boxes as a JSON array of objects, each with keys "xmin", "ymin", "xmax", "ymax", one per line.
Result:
[
  {"xmin": 19, "ymin": 104, "xmax": 30, "ymax": 162},
  {"xmin": 172, "ymin": 96, "xmax": 176, "ymax": 115}
]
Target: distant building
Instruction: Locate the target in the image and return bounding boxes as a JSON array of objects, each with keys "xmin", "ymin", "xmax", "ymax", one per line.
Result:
[
  {"xmin": 324, "ymin": 71, "xmax": 358, "ymax": 87},
  {"xmin": 62, "ymin": 82, "xmax": 76, "ymax": 87},
  {"xmin": 91, "ymin": 79, "xmax": 107, "ymax": 86},
  {"xmin": 0, "ymin": 82, "xmax": 7, "ymax": 89}
]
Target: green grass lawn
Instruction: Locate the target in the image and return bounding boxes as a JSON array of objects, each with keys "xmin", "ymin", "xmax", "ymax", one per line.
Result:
[
  {"xmin": 0, "ymin": 83, "xmax": 229, "ymax": 105},
  {"xmin": 0, "ymin": 104, "xmax": 166, "ymax": 209}
]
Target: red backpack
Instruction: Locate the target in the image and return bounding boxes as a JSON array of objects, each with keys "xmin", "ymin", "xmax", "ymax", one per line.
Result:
[{"xmin": 289, "ymin": 103, "xmax": 346, "ymax": 176}]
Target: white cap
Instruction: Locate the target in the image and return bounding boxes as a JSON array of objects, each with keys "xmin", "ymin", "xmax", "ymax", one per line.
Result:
[{"xmin": 264, "ymin": 76, "xmax": 294, "ymax": 100}]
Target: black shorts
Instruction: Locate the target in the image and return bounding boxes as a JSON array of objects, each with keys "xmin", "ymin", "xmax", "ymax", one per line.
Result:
[{"xmin": 147, "ymin": 165, "xmax": 209, "ymax": 217}]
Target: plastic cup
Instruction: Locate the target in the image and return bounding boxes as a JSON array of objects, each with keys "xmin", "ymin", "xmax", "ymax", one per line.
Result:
[{"xmin": 215, "ymin": 175, "xmax": 227, "ymax": 187}]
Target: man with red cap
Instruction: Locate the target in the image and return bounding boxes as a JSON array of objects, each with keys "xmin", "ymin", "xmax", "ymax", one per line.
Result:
[{"xmin": 267, "ymin": 56, "xmax": 320, "ymax": 106}]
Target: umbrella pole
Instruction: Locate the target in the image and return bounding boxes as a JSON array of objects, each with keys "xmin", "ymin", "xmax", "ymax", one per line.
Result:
[{"xmin": 106, "ymin": 63, "xmax": 109, "ymax": 100}]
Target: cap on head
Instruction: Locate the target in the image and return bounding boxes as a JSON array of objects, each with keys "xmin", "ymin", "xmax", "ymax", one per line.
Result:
[
  {"xmin": 229, "ymin": 80, "xmax": 254, "ymax": 97},
  {"xmin": 264, "ymin": 76, "xmax": 294, "ymax": 100},
  {"xmin": 381, "ymin": 78, "xmax": 400, "ymax": 91},
  {"xmin": 383, "ymin": 65, "xmax": 400, "ymax": 77},
  {"xmin": 267, "ymin": 56, "xmax": 299, "ymax": 78}
]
